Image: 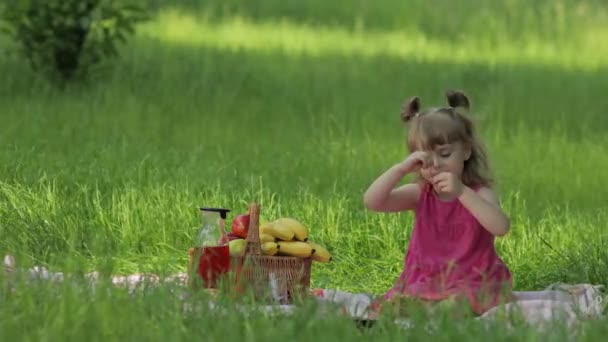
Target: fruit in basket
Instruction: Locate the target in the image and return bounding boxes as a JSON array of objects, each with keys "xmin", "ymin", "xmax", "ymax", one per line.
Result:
[
  {"xmin": 277, "ymin": 241, "xmax": 315, "ymax": 258},
  {"xmin": 259, "ymin": 233, "xmax": 275, "ymax": 244},
  {"xmin": 272, "ymin": 218, "xmax": 309, "ymax": 241},
  {"xmin": 309, "ymin": 242, "xmax": 332, "ymax": 262},
  {"xmin": 227, "ymin": 232, "xmax": 241, "ymax": 241},
  {"xmin": 260, "ymin": 222, "xmax": 295, "ymax": 241},
  {"xmin": 231, "ymin": 214, "xmax": 250, "ymax": 238},
  {"xmin": 229, "ymin": 238, "xmax": 246, "ymax": 256},
  {"xmin": 261, "ymin": 242, "xmax": 279, "ymax": 256}
]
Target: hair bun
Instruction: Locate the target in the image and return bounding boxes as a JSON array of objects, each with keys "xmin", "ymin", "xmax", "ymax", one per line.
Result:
[
  {"xmin": 401, "ymin": 96, "xmax": 421, "ymax": 122},
  {"xmin": 446, "ymin": 90, "xmax": 470, "ymax": 112}
]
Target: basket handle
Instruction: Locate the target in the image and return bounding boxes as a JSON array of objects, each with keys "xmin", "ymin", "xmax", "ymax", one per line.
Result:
[{"xmin": 244, "ymin": 202, "xmax": 261, "ymax": 256}]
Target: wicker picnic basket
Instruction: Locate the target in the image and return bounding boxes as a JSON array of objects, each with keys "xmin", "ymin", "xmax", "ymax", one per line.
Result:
[{"xmin": 229, "ymin": 202, "xmax": 312, "ymax": 303}]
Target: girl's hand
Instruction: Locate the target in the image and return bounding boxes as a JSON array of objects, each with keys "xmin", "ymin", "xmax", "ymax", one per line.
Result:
[
  {"xmin": 432, "ymin": 172, "xmax": 464, "ymax": 197},
  {"xmin": 398, "ymin": 151, "xmax": 430, "ymax": 174}
]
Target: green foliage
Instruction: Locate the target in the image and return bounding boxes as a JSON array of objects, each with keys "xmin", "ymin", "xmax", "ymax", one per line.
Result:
[{"xmin": 0, "ymin": 0, "xmax": 148, "ymax": 81}]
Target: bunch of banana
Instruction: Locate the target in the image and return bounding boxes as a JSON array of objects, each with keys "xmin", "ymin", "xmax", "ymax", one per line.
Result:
[
  {"xmin": 277, "ymin": 241, "xmax": 314, "ymax": 258},
  {"xmin": 258, "ymin": 217, "xmax": 332, "ymax": 262},
  {"xmin": 259, "ymin": 233, "xmax": 275, "ymax": 244},
  {"xmin": 260, "ymin": 218, "xmax": 308, "ymax": 242},
  {"xmin": 261, "ymin": 242, "xmax": 279, "ymax": 256},
  {"xmin": 308, "ymin": 242, "xmax": 332, "ymax": 263},
  {"xmin": 275, "ymin": 241, "xmax": 332, "ymax": 262}
]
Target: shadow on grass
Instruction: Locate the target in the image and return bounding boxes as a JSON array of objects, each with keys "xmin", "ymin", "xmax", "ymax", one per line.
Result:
[{"xmin": 1, "ymin": 31, "xmax": 607, "ymax": 138}]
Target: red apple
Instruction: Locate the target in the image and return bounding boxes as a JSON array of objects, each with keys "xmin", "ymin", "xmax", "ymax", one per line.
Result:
[
  {"xmin": 231, "ymin": 214, "xmax": 250, "ymax": 239},
  {"xmin": 227, "ymin": 232, "xmax": 241, "ymax": 241}
]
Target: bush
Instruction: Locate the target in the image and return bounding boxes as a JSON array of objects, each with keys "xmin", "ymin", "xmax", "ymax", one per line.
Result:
[{"xmin": 0, "ymin": 0, "xmax": 148, "ymax": 81}]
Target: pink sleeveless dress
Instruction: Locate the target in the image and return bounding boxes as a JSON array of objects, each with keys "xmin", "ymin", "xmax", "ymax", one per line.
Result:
[{"xmin": 384, "ymin": 183, "xmax": 512, "ymax": 314}]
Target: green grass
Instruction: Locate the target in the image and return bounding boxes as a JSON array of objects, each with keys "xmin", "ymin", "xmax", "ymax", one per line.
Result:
[{"xmin": 1, "ymin": 0, "xmax": 608, "ymax": 340}]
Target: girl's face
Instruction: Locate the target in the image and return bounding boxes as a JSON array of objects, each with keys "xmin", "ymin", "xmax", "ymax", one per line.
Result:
[{"xmin": 418, "ymin": 141, "xmax": 471, "ymax": 183}]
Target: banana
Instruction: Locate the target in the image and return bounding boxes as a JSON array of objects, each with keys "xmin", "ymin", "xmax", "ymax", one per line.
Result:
[
  {"xmin": 260, "ymin": 222, "xmax": 295, "ymax": 241},
  {"xmin": 261, "ymin": 242, "xmax": 279, "ymax": 256},
  {"xmin": 308, "ymin": 242, "xmax": 332, "ymax": 262},
  {"xmin": 277, "ymin": 241, "xmax": 315, "ymax": 258},
  {"xmin": 259, "ymin": 233, "xmax": 275, "ymax": 244},
  {"xmin": 273, "ymin": 218, "xmax": 309, "ymax": 241}
]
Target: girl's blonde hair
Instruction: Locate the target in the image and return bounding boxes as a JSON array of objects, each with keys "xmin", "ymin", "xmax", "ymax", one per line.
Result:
[{"xmin": 400, "ymin": 90, "xmax": 493, "ymax": 188}]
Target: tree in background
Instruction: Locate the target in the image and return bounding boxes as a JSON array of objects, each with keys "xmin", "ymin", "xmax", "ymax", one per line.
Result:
[{"xmin": 0, "ymin": 0, "xmax": 148, "ymax": 82}]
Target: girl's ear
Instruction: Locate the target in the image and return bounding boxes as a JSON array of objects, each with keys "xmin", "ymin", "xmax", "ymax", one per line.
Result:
[
  {"xmin": 401, "ymin": 96, "xmax": 421, "ymax": 122},
  {"xmin": 446, "ymin": 90, "xmax": 470, "ymax": 113}
]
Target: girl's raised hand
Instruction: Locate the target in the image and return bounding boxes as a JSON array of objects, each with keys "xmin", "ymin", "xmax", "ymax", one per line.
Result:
[
  {"xmin": 432, "ymin": 172, "xmax": 464, "ymax": 197},
  {"xmin": 399, "ymin": 151, "xmax": 430, "ymax": 174}
]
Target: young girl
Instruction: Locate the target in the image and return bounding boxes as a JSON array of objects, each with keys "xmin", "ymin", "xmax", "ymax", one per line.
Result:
[{"xmin": 363, "ymin": 90, "xmax": 512, "ymax": 316}]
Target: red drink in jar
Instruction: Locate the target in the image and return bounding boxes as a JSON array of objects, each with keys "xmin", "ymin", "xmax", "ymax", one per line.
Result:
[
  {"xmin": 192, "ymin": 245, "xmax": 230, "ymax": 288},
  {"xmin": 191, "ymin": 207, "xmax": 232, "ymax": 289}
]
